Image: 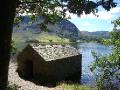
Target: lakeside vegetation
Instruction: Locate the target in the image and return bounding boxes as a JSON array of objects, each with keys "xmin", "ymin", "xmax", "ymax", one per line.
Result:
[
  {"xmin": 32, "ymin": 32, "xmax": 70, "ymax": 44},
  {"xmin": 90, "ymin": 18, "xmax": 120, "ymax": 90},
  {"xmin": 12, "ymin": 30, "xmax": 110, "ymax": 48},
  {"xmin": 63, "ymin": 83, "xmax": 93, "ymax": 90}
]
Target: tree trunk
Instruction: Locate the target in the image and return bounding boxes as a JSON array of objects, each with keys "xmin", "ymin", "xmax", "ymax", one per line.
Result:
[{"xmin": 0, "ymin": 0, "xmax": 16, "ymax": 89}]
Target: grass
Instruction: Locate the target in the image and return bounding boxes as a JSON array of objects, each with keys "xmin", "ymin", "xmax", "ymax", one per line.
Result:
[
  {"xmin": 35, "ymin": 32, "xmax": 70, "ymax": 44},
  {"xmin": 12, "ymin": 31, "xmax": 70, "ymax": 43},
  {"xmin": 12, "ymin": 31, "xmax": 71, "ymax": 52},
  {"xmin": 59, "ymin": 83, "xmax": 94, "ymax": 90}
]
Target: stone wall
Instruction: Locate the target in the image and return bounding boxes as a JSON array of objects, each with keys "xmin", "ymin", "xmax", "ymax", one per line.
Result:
[
  {"xmin": 17, "ymin": 44, "xmax": 82, "ymax": 83},
  {"xmin": 33, "ymin": 54, "xmax": 82, "ymax": 83}
]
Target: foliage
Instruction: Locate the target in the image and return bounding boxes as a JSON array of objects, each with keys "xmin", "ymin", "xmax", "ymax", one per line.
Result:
[
  {"xmin": 79, "ymin": 31, "xmax": 110, "ymax": 43},
  {"xmin": 35, "ymin": 32, "xmax": 70, "ymax": 44},
  {"xmin": 62, "ymin": 83, "xmax": 93, "ymax": 90},
  {"xmin": 90, "ymin": 18, "xmax": 120, "ymax": 90},
  {"xmin": 38, "ymin": 23, "xmax": 49, "ymax": 32},
  {"xmin": 14, "ymin": 0, "xmax": 118, "ymax": 28},
  {"xmin": 67, "ymin": 0, "xmax": 117, "ymax": 15},
  {"xmin": 11, "ymin": 40, "xmax": 17, "ymax": 54},
  {"xmin": 16, "ymin": 0, "xmax": 117, "ymax": 17},
  {"xmin": 16, "ymin": 0, "xmax": 64, "ymax": 23},
  {"xmin": 66, "ymin": 84, "xmax": 91, "ymax": 90}
]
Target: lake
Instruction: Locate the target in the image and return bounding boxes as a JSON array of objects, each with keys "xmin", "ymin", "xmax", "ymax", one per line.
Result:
[{"xmin": 72, "ymin": 42, "xmax": 112, "ymax": 86}]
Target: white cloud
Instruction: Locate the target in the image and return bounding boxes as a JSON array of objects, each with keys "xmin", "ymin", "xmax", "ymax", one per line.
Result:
[
  {"xmin": 96, "ymin": 11, "xmax": 112, "ymax": 20},
  {"xmin": 79, "ymin": 11, "xmax": 112, "ymax": 20},
  {"xmin": 110, "ymin": 7, "xmax": 120, "ymax": 14},
  {"xmin": 96, "ymin": 7, "xmax": 120, "ymax": 20},
  {"xmin": 81, "ymin": 13, "xmax": 96, "ymax": 19}
]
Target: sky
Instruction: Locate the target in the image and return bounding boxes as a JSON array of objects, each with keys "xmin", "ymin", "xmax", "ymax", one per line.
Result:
[{"xmin": 68, "ymin": 0, "xmax": 120, "ymax": 32}]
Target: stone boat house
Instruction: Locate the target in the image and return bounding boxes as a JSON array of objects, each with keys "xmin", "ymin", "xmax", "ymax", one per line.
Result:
[{"xmin": 17, "ymin": 44, "xmax": 82, "ymax": 83}]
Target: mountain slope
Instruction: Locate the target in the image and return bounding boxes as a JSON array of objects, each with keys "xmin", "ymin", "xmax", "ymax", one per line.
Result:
[
  {"xmin": 13, "ymin": 16, "xmax": 110, "ymax": 43},
  {"xmin": 80, "ymin": 31, "xmax": 110, "ymax": 38},
  {"xmin": 79, "ymin": 31, "xmax": 110, "ymax": 42},
  {"xmin": 13, "ymin": 16, "xmax": 80, "ymax": 41}
]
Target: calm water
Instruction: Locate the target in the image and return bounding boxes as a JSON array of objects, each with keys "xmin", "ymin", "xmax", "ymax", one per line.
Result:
[{"xmin": 72, "ymin": 42, "xmax": 112, "ymax": 86}]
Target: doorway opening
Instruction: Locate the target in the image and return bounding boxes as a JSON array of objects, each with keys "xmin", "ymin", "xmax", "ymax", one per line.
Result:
[{"xmin": 24, "ymin": 60, "xmax": 33, "ymax": 79}]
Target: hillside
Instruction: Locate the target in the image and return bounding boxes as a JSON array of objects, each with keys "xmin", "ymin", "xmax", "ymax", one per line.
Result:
[
  {"xmin": 13, "ymin": 16, "xmax": 80, "ymax": 41},
  {"xmin": 79, "ymin": 31, "xmax": 110, "ymax": 42},
  {"xmin": 80, "ymin": 31, "xmax": 110, "ymax": 38},
  {"xmin": 13, "ymin": 16, "xmax": 111, "ymax": 45}
]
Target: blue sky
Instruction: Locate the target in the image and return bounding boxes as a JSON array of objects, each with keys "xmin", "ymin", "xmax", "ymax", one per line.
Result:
[{"xmin": 67, "ymin": 0, "xmax": 120, "ymax": 32}]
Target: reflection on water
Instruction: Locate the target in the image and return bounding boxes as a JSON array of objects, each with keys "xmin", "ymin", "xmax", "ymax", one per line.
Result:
[{"xmin": 72, "ymin": 42, "xmax": 112, "ymax": 86}]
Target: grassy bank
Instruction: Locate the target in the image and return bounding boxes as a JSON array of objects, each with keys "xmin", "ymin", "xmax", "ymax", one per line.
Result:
[
  {"xmin": 35, "ymin": 32, "xmax": 70, "ymax": 44},
  {"xmin": 58, "ymin": 83, "xmax": 95, "ymax": 90},
  {"xmin": 12, "ymin": 31, "xmax": 76, "ymax": 52}
]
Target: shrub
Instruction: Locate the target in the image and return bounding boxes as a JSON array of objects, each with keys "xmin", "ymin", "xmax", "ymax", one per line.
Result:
[{"xmin": 90, "ymin": 18, "xmax": 120, "ymax": 90}]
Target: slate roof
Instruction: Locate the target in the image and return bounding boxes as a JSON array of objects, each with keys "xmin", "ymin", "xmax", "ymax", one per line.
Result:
[{"xmin": 30, "ymin": 43, "xmax": 80, "ymax": 61}]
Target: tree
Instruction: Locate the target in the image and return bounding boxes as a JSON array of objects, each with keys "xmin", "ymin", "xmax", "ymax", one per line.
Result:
[
  {"xmin": 0, "ymin": 0, "xmax": 118, "ymax": 89},
  {"xmin": 0, "ymin": 0, "xmax": 18, "ymax": 89},
  {"xmin": 90, "ymin": 18, "xmax": 120, "ymax": 90}
]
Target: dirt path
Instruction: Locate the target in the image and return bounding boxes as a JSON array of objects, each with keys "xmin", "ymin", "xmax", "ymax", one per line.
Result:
[{"xmin": 8, "ymin": 61, "xmax": 66, "ymax": 90}]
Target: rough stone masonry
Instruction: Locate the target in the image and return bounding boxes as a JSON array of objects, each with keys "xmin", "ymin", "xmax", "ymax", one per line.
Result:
[{"xmin": 17, "ymin": 43, "xmax": 82, "ymax": 83}]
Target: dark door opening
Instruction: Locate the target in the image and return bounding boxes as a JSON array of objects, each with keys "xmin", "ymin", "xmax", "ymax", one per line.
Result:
[{"xmin": 24, "ymin": 60, "xmax": 33, "ymax": 78}]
